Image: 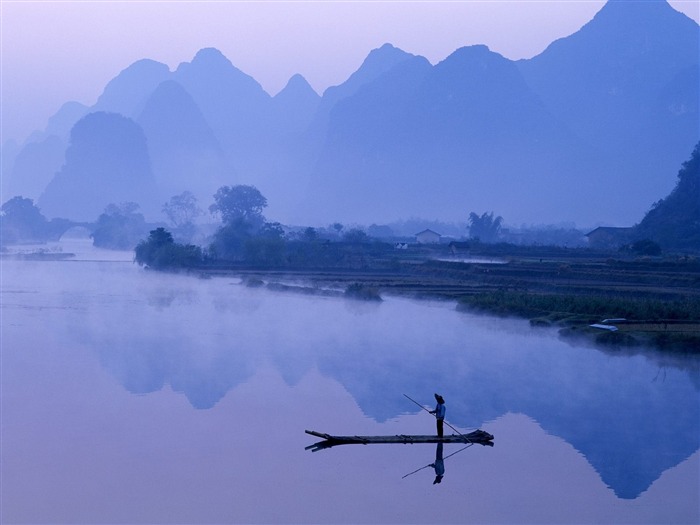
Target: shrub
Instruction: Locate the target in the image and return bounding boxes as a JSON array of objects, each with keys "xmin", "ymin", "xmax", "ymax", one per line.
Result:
[
  {"xmin": 458, "ymin": 291, "xmax": 700, "ymax": 321},
  {"xmin": 630, "ymin": 239, "xmax": 662, "ymax": 256},
  {"xmin": 134, "ymin": 227, "xmax": 203, "ymax": 270}
]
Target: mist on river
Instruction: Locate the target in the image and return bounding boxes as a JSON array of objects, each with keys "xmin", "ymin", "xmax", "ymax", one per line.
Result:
[{"xmin": 1, "ymin": 240, "xmax": 698, "ymax": 523}]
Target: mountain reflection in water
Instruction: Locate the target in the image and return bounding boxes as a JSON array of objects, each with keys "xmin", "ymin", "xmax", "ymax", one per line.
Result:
[
  {"xmin": 69, "ymin": 264, "xmax": 699, "ymax": 500},
  {"xmin": 2, "ymin": 258, "xmax": 698, "ymax": 523}
]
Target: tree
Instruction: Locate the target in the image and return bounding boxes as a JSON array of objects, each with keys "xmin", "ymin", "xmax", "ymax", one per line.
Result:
[
  {"xmin": 163, "ymin": 191, "xmax": 202, "ymax": 229},
  {"xmin": 209, "ymin": 218, "xmax": 252, "ymax": 260},
  {"xmin": 367, "ymin": 224, "xmax": 394, "ymax": 238},
  {"xmin": 91, "ymin": 202, "xmax": 148, "ymax": 250},
  {"xmin": 343, "ymin": 228, "xmax": 369, "ymax": 244},
  {"xmin": 209, "ymin": 185, "xmax": 267, "ymax": 227},
  {"xmin": 468, "ymin": 211, "xmax": 503, "ymax": 243},
  {"xmin": 629, "ymin": 239, "xmax": 662, "ymax": 256},
  {"xmin": 257, "ymin": 222, "xmax": 285, "ymax": 240},
  {"xmin": 1, "ymin": 196, "xmax": 48, "ymax": 243},
  {"xmin": 244, "ymin": 222, "xmax": 286, "ymax": 266},
  {"xmin": 332, "ymin": 223, "xmax": 344, "ymax": 237},
  {"xmin": 302, "ymin": 227, "xmax": 318, "ymax": 242},
  {"xmin": 208, "ymin": 185, "xmax": 272, "ymax": 260},
  {"xmin": 134, "ymin": 227, "xmax": 203, "ymax": 270}
]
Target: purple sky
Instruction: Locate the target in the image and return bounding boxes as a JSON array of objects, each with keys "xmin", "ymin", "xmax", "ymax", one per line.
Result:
[{"xmin": 2, "ymin": 1, "xmax": 698, "ymax": 144}]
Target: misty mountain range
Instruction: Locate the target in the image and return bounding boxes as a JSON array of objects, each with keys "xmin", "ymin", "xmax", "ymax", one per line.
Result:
[{"xmin": 2, "ymin": 0, "xmax": 698, "ymax": 227}]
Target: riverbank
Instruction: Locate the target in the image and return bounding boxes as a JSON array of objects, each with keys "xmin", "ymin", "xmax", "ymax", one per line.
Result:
[{"xmin": 190, "ymin": 247, "xmax": 700, "ymax": 352}]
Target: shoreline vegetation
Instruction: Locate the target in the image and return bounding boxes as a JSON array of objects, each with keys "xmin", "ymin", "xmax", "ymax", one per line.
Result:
[
  {"xmin": 5, "ymin": 236, "xmax": 699, "ymax": 352},
  {"xmin": 177, "ymin": 243, "xmax": 700, "ymax": 353},
  {"xmin": 5, "ymin": 139, "xmax": 698, "ymax": 355}
]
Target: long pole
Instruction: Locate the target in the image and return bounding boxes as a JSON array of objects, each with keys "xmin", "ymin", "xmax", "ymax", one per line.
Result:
[
  {"xmin": 403, "ymin": 393, "xmax": 472, "ymax": 442},
  {"xmin": 401, "ymin": 444, "xmax": 473, "ymax": 479}
]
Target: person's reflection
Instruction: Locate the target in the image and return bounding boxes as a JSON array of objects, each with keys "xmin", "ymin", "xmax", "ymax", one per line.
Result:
[{"xmin": 430, "ymin": 442, "xmax": 445, "ymax": 484}]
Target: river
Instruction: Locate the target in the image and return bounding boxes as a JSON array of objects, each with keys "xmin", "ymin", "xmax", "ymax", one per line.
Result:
[{"xmin": 1, "ymin": 239, "xmax": 698, "ymax": 524}]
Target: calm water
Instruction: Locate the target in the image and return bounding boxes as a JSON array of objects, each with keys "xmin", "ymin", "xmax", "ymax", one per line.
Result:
[{"xmin": 2, "ymin": 240, "xmax": 699, "ymax": 524}]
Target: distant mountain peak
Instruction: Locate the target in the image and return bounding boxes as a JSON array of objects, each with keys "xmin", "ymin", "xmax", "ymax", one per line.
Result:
[
  {"xmin": 176, "ymin": 47, "xmax": 267, "ymax": 96},
  {"xmin": 189, "ymin": 47, "xmax": 233, "ymax": 67},
  {"xmin": 362, "ymin": 42, "xmax": 414, "ymax": 70},
  {"xmin": 443, "ymin": 44, "xmax": 501, "ymax": 62},
  {"xmin": 93, "ymin": 58, "xmax": 171, "ymax": 117},
  {"xmin": 276, "ymin": 74, "xmax": 319, "ymax": 99},
  {"xmin": 436, "ymin": 45, "xmax": 513, "ymax": 77},
  {"xmin": 322, "ymin": 43, "xmax": 416, "ymax": 100},
  {"xmin": 175, "ymin": 48, "xmax": 239, "ymax": 79},
  {"xmin": 99, "ymin": 58, "xmax": 171, "ymax": 91},
  {"xmin": 603, "ymin": 0, "xmax": 672, "ymax": 7},
  {"xmin": 272, "ymin": 73, "xmax": 321, "ymax": 132},
  {"xmin": 124, "ymin": 58, "xmax": 171, "ymax": 73},
  {"xmin": 45, "ymin": 101, "xmax": 89, "ymax": 140},
  {"xmin": 370, "ymin": 42, "xmax": 405, "ymax": 55},
  {"xmin": 588, "ymin": 0, "xmax": 695, "ymax": 30}
]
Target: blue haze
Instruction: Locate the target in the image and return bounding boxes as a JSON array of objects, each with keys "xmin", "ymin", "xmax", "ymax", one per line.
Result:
[{"xmin": 1, "ymin": 0, "xmax": 698, "ymax": 228}]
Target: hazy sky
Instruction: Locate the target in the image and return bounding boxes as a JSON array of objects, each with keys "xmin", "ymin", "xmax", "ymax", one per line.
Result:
[{"xmin": 2, "ymin": 0, "xmax": 698, "ymax": 144}]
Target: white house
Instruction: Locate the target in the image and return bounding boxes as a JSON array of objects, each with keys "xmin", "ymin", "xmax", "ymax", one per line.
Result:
[{"xmin": 415, "ymin": 229, "xmax": 441, "ymax": 244}]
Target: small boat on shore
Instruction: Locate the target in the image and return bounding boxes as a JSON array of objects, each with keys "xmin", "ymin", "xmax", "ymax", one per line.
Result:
[
  {"xmin": 590, "ymin": 318, "xmax": 700, "ymax": 333},
  {"xmin": 305, "ymin": 429, "xmax": 494, "ymax": 452}
]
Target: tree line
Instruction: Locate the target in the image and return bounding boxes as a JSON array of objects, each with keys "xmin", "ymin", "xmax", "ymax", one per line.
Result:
[
  {"xmin": 4, "ymin": 140, "xmax": 699, "ymax": 263},
  {"xmin": 134, "ymin": 185, "xmax": 393, "ymax": 270}
]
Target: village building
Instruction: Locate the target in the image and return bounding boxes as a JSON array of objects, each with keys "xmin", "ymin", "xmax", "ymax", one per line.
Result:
[
  {"xmin": 415, "ymin": 229, "xmax": 442, "ymax": 244},
  {"xmin": 585, "ymin": 226, "xmax": 634, "ymax": 249}
]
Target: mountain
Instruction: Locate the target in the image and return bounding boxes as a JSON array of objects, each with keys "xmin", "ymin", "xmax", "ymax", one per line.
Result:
[
  {"xmin": 6, "ymin": 0, "xmax": 699, "ymax": 228},
  {"xmin": 634, "ymin": 141, "xmax": 700, "ymax": 250},
  {"xmin": 246, "ymin": 75, "xmax": 322, "ymax": 218},
  {"xmin": 307, "ymin": 43, "xmax": 421, "ymax": 143},
  {"xmin": 173, "ymin": 48, "xmax": 272, "ymax": 171},
  {"xmin": 517, "ymin": 0, "xmax": 699, "ymax": 218},
  {"xmin": 1, "ymin": 101, "xmax": 87, "ymax": 198},
  {"xmin": 92, "ymin": 59, "xmax": 171, "ymax": 118},
  {"xmin": 38, "ymin": 112, "xmax": 159, "ymax": 221},
  {"xmin": 44, "ymin": 101, "xmax": 89, "ymax": 142},
  {"xmin": 6, "ymin": 135, "xmax": 66, "ymax": 203},
  {"xmin": 0, "ymin": 139, "xmax": 20, "ymax": 198},
  {"xmin": 519, "ymin": 0, "xmax": 699, "ymax": 144},
  {"xmin": 303, "ymin": 44, "xmax": 581, "ymax": 224},
  {"xmin": 136, "ymin": 80, "xmax": 232, "ymax": 206},
  {"xmin": 324, "ymin": 43, "xmax": 417, "ymax": 107},
  {"xmin": 298, "ymin": 0, "xmax": 699, "ymax": 226},
  {"xmin": 1, "ymin": 61, "xmax": 167, "ymax": 205},
  {"xmin": 272, "ymin": 74, "xmax": 320, "ymax": 133}
]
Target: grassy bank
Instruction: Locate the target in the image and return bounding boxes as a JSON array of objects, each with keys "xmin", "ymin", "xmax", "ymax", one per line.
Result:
[
  {"xmin": 177, "ymin": 243, "xmax": 700, "ymax": 352},
  {"xmin": 457, "ymin": 291, "xmax": 700, "ymax": 352},
  {"xmin": 457, "ymin": 290, "xmax": 700, "ymax": 322}
]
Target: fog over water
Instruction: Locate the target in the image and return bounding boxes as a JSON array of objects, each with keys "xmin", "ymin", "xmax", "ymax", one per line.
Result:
[{"xmin": 1, "ymin": 240, "xmax": 698, "ymax": 523}]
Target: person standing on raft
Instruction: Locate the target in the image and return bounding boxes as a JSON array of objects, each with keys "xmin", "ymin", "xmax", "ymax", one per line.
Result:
[{"xmin": 429, "ymin": 394, "xmax": 446, "ymax": 437}]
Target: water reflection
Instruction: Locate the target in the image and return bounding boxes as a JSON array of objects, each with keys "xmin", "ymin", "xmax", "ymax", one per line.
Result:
[
  {"xmin": 432, "ymin": 442, "xmax": 445, "ymax": 484},
  {"xmin": 86, "ymin": 277, "xmax": 700, "ymax": 499},
  {"xmin": 3, "ymin": 259, "xmax": 699, "ymax": 507},
  {"xmin": 403, "ymin": 442, "xmax": 451, "ymax": 484},
  {"xmin": 317, "ymin": 335, "xmax": 699, "ymax": 500}
]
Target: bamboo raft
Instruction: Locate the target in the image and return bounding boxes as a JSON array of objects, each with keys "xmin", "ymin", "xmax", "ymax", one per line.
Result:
[{"xmin": 305, "ymin": 429, "xmax": 494, "ymax": 451}]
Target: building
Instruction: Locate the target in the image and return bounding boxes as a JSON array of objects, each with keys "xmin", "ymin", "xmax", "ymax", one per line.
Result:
[
  {"xmin": 415, "ymin": 229, "xmax": 442, "ymax": 244},
  {"xmin": 585, "ymin": 227, "xmax": 634, "ymax": 249}
]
